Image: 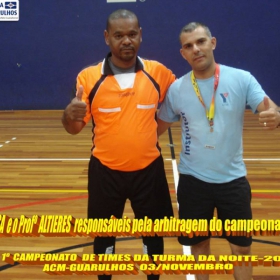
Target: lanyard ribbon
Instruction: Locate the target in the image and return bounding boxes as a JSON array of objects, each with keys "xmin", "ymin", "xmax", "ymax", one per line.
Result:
[{"xmin": 191, "ymin": 64, "xmax": 220, "ymax": 131}]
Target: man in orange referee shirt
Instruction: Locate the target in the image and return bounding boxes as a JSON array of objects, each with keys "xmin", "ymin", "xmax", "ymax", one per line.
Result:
[{"xmin": 62, "ymin": 9, "xmax": 175, "ymax": 280}]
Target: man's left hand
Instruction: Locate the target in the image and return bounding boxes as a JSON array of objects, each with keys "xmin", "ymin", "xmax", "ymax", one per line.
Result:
[{"xmin": 259, "ymin": 96, "xmax": 280, "ymax": 129}]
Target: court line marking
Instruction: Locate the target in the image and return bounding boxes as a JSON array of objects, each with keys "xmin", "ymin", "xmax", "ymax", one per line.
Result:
[
  {"xmin": 0, "ymin": 158, "xmax": 280, "ymax": 161},
  {"xmin": 166, "ymin": 127, "xmax": 195, "ymax": 279},
  {"xmin": 0, "ymin": 137, "xmax": 17, "ymax": 148},
  {"xmin": 0, "ymin": 158, "xmax": 89, "ymax": 161},
  {"xmin": 0, "ymin": 189, "xmax": 87, "ymax": 193},
  {"xmin": 0, "ymin": 195, "xmax": 88, "ymax": 212},
  {"xmin": 0, "ymin": 189, "xmax": 279, "ymax": 193},
  {"xmin": 169, "ymin": 154, "xmax": 194, "ymax": 280}
]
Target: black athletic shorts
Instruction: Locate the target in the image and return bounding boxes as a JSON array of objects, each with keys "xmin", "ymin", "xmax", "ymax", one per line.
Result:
[
  {"xmin": 87, "ymin": 155, "xmax": 174, "ymax": 221},
  {"xmin": 177, "ymin": 174, "xmax": 252, "ymax": 247}
]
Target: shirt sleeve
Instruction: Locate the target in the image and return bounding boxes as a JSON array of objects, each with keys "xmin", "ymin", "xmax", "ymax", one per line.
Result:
[
  {"xmin": 148, "ymin": 61, "xmax": 176, "ymax": 103},
  {"xmin": 158, "ymin": 86, "xmax": 181, "ymax": 122},
  {"xmin": 246, "ymin": 73, "xmax": 268, "ymax": 113},
  {"xmin": 159, "ymin": 68, "xmax": 176, "ymax": 103}
]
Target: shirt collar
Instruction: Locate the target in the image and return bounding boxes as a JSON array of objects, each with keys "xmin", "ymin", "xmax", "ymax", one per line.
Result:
[{"xmin": 102, "ymin": 53, "xmax": 144, "ymax": 75}]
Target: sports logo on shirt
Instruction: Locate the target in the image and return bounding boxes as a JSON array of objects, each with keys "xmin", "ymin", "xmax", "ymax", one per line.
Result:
[
  {"xmin": 0, "ymin": 1, "xmax": 19, "ymax": 21},
  {"xmin": 220, "ymin": 93, "xmax": 229, "ymax": 105}
]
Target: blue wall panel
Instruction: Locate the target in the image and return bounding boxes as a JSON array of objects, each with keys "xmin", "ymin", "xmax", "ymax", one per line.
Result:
[{"xmin": 1, "ymin": 0, "xmax": 280, "ymax": 110}]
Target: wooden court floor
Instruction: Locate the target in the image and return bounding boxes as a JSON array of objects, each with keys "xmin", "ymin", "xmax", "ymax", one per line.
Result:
[{"xmin": 0, "ymin": 110, "xmax": 280, "ymax": 280}]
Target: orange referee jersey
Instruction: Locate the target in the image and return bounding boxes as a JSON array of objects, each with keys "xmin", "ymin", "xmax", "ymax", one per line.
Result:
[{"xmin": 77, "ymin": 53, "xmax": 175, "ymax": 171}]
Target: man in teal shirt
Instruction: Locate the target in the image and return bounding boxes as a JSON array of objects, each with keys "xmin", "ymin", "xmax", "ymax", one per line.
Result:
[{"xmin": 157, "ymin": 22, "xmax": 280, "ymax": 280}]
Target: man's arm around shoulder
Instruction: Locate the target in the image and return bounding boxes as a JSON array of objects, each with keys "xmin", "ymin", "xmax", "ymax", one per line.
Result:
[{"xmin": 157, "ymin": 118, "xmax": 173, "ymax": 136}]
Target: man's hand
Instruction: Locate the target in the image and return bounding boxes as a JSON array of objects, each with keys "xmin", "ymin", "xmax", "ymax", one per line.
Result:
[
  {"xmin": 65, "ymin": 85, "xmax": 87, "ymax": 122},
  {"xmin": 259, "ymin": 96, "xmax": 280, "ymax": 129},
  {"xmin": 62, "ymin": 85, "xmax": 87, "ymax": 134}
]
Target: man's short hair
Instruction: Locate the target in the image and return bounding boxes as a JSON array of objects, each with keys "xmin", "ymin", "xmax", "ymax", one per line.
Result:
[
  {"xmin": 179, "ymin": 22, "xmax": 212, "ymax": 41},
  {"xmin": 106, "ymin": 9, "xmax": 140, "ymax": 31}
]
